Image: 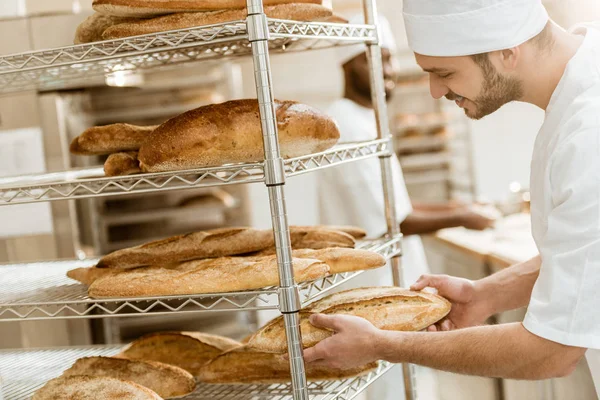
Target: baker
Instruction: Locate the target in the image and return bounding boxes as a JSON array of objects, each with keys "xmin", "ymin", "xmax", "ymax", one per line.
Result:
[
  {"xmin": 304, "ymin": 0, "xmax": 600, "ymax": 396},
  {"xmin": 316, "ymin": 13, "xmax": 496, "ymax": 400}
]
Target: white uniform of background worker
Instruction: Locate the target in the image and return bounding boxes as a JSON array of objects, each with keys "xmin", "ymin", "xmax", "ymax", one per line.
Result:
[
  {"xmin": 317, "ymin": 15, "xmax": 495, "ymax": 400},
  {"xmin": 302, "ymin": 1, "xmax": 600, "ymax": 397}
]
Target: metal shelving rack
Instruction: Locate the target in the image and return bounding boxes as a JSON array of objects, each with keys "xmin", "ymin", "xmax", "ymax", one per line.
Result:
[
  {"xmin": 0, "ymin": 237, "xmax": 401, "ymax": 321},
  {"xmin": 0, "ymin": 345, "xmax": 394, "ymax": 400},
  {"xmin": 0, "ymin": 0, "xmax": 413, "ymax": 399}
]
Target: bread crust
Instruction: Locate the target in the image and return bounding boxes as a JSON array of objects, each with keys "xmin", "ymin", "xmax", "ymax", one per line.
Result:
[
  {"xmin": 245, "ymin": 287, "xmax": 452, "ymax": 353},
  {"xmin": 137, "ymin": 99, "xmax": 339, "ymax": 172}
]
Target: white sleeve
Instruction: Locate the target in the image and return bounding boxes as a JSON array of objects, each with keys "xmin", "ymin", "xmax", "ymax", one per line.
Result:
[{"xmin": 523, "ymin": 129, "xmax": 600, "ymax": 349}]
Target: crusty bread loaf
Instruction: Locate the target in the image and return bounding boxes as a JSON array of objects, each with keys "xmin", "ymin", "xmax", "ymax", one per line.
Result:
[
  {"xmin": 245, "ymin": 287, "xmax": 452, "ymax": 353},
  {"xmin": 293, "ymin": 225, "xmax": 367, "ymax": 239},
  {"xmin": 117, "ymin": 332, "xmax": 241, "ymax": 376},
  {"xmin": 74, "ymin": 12, "xmax": 137, "ymax": 44},
  {"xmin": 292, "ymin": 248, "xmax": 386, "ymax": 274},
  {"xmin": 104, "ymin": 152, "xmax": 141, "ymax": 176},
  {"xmin": 96, "ymin": 226, "xmax": 355, "ymax": 270},
  {"xmin": 94, "ymin": 0, "xmax": 322, "ymax": 18},
  {"xmin": 68, "ymin": 247, "xmax": 382, "ymax": 287},
  {"xmin": 70, "ymin": 123, "xmax": 157, "ymax": 155},
  {"xmin": 96, "ymin": 227, "xmax": 274, "ymax": 269},
  {"xmin": 32, "ymin": 375, "xmax": 162, "ymax": 400},
  {"xmin": 198, "ymin": 345, "xmax": 376, "ymax": 384},
  {"xmin": 103, "ymin": 4, "xmax": 333, "ymax": 39},
  {"xmin": 62, "ymin": 357, "xmax": 195, "ymax": 399},
  {"xmin": 137, "ymin": 99, "xmax": 339, "ymax": 172},
  {"xmin": 88, "ymin": 256, "xmax": 329, "ymax": 298}
]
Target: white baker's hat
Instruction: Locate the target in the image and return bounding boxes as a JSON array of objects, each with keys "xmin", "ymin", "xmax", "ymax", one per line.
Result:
[
  {"xmin": 336, "ymin": 14, "xmax": 397, "ymax": 65},
  {"xmin": 403, "ymin": 0, "xmax": 549, "ymax": 57}
]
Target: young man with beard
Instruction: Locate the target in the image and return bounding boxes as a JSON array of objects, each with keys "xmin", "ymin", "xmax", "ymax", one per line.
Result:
[
  {"xmin": 304, "ymin": 0, "xmax": 600, "ymax": 395},
  {"xmin": 316, "ymin": 15, "xmax": 496, "ymax": 400}
]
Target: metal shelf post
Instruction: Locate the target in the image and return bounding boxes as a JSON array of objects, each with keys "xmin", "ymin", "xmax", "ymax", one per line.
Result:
[
  {"xmin": 246, "ymin": 1, "xmax": 308, "ymax": 399},
  {"xmin": 363, "ymin": 0, "xmax": 417, "ymax": 399}
]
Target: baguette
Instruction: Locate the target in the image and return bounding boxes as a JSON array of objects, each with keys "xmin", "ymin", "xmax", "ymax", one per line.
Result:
[
  {"xmin": 103, "ymin": 4, "xmax": 332, "ymax": 40},
  {"xmin": 88, "ymin": 256, "xmax": 329, "ymax": 298},
  {"xmin": 74, "ymin": 12, "xmax": 137, "ymax": 44},
  {"xmin": 137, "ymin": 99, "xmax": 339, "ymax": 172},
  {"xmin": 117, "ymin": 332, "xmax": 241, "ymax": 376},
  {"xmin": 292, "ymin": 248, "xmax": 386, "ymax": 274},
  {"xmin": 292, "ymin": 225, "xmax": 367, "ymax": 239},
  {"xmin": 245, "ymin": 287, "xmax": 451, "ymax": 353},
  {"xmin": 62, "ymin": 357, "xmax": 195, "ymax": 399},
  {"xmin": 70, "ymin": 123, "xmax": 157, "ymax": 155},
  {"xmin": 68, "ymin": 247, "xmax": 382, "ymax": 287},
  {"xmin": 96, "ymin": 227, "xmax": 274, "ymax": 269},
  {"xmin": 32, "ymin": 375, "xmax": 162, "ymax": 400},
  {"xmin": 104, "ymin": 151, "xmax": 142, "ymax": 176},
  {"xmin": 198, "ymin": 345, "xmax": 376, "ymax": 384},
  {"xmin": 94, "ymin": 0, "xmax": 322, "ymax": 18},
  {"xmin": 96, "ymin": 226, "xmax": 354, "ymax": 270}
]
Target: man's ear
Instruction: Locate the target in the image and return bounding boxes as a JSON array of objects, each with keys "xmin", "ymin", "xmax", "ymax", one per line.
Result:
[{"xmin": 491, "ymin": 47, "xmax": 520, "ymax": 72}]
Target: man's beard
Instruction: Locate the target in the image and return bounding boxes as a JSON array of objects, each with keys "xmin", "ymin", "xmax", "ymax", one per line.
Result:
[{"xmin": 448, "ymin": 66, "xmax": 524, "ymax": 120}]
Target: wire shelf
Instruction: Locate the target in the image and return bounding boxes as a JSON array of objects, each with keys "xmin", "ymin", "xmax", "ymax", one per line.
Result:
[
  {"xmin": 0, "ymin": 236, "xmax": 401, "ymax": 322},
  {"xmin": 0, "ymin": 20, "xmax": 376, "ymax": 94},
  {"xmin": 0, "ymin": 139, "xmax": 391, "ymax": 206},
  {"xmin": 0, "ymin": 345, "xmax": 393, "ymax": 400}
]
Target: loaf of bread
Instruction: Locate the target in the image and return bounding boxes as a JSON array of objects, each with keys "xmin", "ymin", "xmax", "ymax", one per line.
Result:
[
  {"xmin": 74, "ymin": 12, "xmax": 137, "ymax": 43},
  {"xmin": 62, "ymin": 357, "xmax": 195, "ymax": 399},
  {"xmin": 137, "ymin": 99, "xmax": 339, "ymax": 172},
  {"xmin": 104, "ymin": 152, "xmax": 141, "ymax": 176},
  {"xmin": 198, "ymin": 345, "xmax": 376, "ymax": 384},
  {"xmin": 94, "ymin": 0, "xmax": 323, "ymax": 17},
  {"xmin": 103, "ymin": 4, "xmax": 333, "ymax": 40},
  {"xmin": 117, "ymin": 332, "xmax": 241, "ymax": 376},
  {"xmin": 292, "ymin": 248, "xmax": 386, "ymax": 274},
  {"xmin": 96, "ymin": 226, "xmax": 355, "ymax": 270},
  {"xmin": 33, "ymin": 375, "xmax": 162, "ymax": 400},
  {"xmin": 87, "ymin": 256, "xmax": 329, "ymax": 298},
  {"xmin": 292, "ymin": 225, "xmax": 367, "ymax": 239},
  {"xmin": 96, "ymin": 227, "xmax": 275, "ymax": 269},
  {"xmin": 70, "ymin": 123, "xmax": 157, "ymax": 155},
  {"xmin": 69, "ymin": 246, "xmax": 383, "ymax": 288},
  {"xmin": 245, "ymin": 287, "xmax": 452, "ymax": 353}
]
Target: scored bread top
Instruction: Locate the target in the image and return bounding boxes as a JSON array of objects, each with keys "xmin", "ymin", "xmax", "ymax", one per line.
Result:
[
  {"xmin": 118, "ymin": 331, "xmax": 241, "ymax": 376},
  {"xmin": 32, "ymin": 375, "xmax": 163, "ymax": 400},
  {"xmin": 197, "ymin": 345, "xmax": 376, "ymax": 384},
  {"xmin": 137, "ymin": 99, "xmax": 339, "ymax": 172},
  {"xmin": 94, "ymin": 0, "xmax": 323, "ymax": 17},
  {"xmin": 102, "ymin": 4, "xmax": 333, "ymax": 39},
  {"xmin": 87, "ymin": 256, "xmax": 330, "ymax": 298},
  {"xmin": 245, "ymin": 287, "xmax": 451, "ymax": 353},
  {"xmin": 62, "ymin": 356, "xmax": 195, "ymax": 399},
  {"xmin": 96, "ymin": 227, "xmax": 274, "ymax": 269}
]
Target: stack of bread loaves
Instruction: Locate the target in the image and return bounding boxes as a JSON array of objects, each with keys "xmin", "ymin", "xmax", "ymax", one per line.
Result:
[
  {"xmin": 70, "ymin": 99, "xmax": 341, "ymax": 176},
  {"xmin": 67, "ymin": 225, "xmax": 391, "ymax": 298},
  {"xmin": 75, "ymin": 0, "xmax": 346, "ymax": 43},
  {"xmin": 33, "ymin": 287, "xmax": 451, "ymax": 398}
]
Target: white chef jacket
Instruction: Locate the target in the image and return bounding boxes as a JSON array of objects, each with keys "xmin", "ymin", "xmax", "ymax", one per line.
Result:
[
  {"xmin": 317, "ymin": 98, "xmax": 430, "ymax": 286},
  {"xmin": 523, "ymin": 23, "xmax": 600, "ymax": 395},
  {"xmin": 317, "ymin": 99, "xmax": 437, "ymax": 400}
]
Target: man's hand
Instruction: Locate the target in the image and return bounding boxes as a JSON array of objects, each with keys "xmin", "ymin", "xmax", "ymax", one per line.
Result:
[
  {"xmin": 303, "ymin": 314, "xmax": 383, "ymax": 369},
  {"xmin": 411, "ymin": 274, "xmax": 491, "ymax": 331},
  {"xmin": 457, "ymin": 207, "xmax": 497, "ymax": 231}
]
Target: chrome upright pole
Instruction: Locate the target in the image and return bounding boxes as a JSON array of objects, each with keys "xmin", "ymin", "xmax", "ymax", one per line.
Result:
[{"xmin": 246, "ymin": 2, "xmax": 308, "ymax": 399}]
